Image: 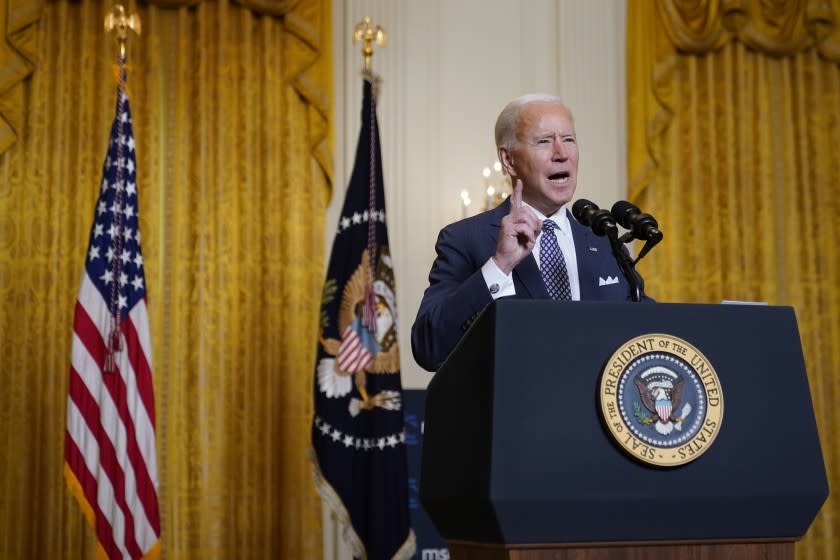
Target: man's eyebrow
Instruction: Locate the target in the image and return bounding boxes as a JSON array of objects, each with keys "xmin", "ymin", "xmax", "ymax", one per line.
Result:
[{"xmin": 531, "ymin": 131, "xmax": 574, "ymax": 140}]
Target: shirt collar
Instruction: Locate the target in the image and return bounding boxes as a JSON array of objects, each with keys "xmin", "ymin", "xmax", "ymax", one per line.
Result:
[{"xmin": 523, "ymin": 202, "xmax": 572, "ymax": 237}]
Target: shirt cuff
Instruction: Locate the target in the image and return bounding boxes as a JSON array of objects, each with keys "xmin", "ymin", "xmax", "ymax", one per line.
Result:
[{"xmin": 481, "ymin": 257, "xmax": 516, "ymax": 299}]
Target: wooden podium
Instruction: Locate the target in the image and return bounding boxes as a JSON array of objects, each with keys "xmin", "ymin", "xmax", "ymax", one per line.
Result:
[{"xmin": 419, "ymin": 301, "xmax": 829, "ymax": 560}]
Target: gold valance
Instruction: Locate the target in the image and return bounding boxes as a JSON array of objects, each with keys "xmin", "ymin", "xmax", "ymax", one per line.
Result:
[
  {"xmin": 0, "ymin": 0, "xmax": 326, "ymax": 157},
  {"xmin": 144, "ymin": 0, "xmax": 299, "ymax": 16},
  {"xmin": 658, "ymin": 0, "xmax": 840, "ymax": 60},
  {"xmin": 0, "ymin": 0, "xmax": 43, "ymax": 154}
]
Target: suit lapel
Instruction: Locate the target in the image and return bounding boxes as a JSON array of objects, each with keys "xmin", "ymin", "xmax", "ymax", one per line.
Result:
[{"xmin": 570, "ymin": 211, "xmax": 599, "ymax": 300}]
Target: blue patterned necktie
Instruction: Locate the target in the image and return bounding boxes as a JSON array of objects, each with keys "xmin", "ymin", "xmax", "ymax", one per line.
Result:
[{"xmin": 540, "ymin": 219, "xmax": 572, "ymax": 300}]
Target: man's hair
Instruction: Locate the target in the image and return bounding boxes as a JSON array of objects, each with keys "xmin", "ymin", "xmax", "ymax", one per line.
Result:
[{"xmin": 494, "ymin": 93, "xmax": 568, "ymax": 151}]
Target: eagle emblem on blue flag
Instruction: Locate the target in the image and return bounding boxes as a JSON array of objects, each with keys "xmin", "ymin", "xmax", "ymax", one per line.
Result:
[{"xmin": 317, "ymin": 247, "xmax": 402, "ymax": 417}]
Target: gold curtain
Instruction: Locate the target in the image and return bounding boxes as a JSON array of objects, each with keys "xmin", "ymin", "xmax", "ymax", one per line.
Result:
[
  {"xmin": 628, "ymin": 1, "xmax": 840, "ymax": 557},
  {"xmin": 0, "ymin": 0, "xmax": 43, "ymax": 154},
  {"xmin": 0, "ymin": 0, "xmax": 331, "ymax": 558}
]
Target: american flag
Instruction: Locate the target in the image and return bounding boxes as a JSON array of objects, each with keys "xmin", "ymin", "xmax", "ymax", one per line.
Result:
[
  {"xmin": 64, "ymin": 67, "xmax": 161, "ymax": 560},
  {"xmin": 337, "ymin": 318, "xmax": 381, "ymax": 373}
]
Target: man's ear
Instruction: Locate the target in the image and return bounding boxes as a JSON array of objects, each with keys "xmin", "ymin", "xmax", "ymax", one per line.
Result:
[{"xmin": 498, "ymin": 147, "xmax": 516, "ymax": 177}]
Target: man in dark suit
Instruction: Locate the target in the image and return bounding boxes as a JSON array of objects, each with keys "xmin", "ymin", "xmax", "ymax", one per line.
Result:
[{"xmin": 411, "ymin": 94, "xmax": 648, "ymax": 371}]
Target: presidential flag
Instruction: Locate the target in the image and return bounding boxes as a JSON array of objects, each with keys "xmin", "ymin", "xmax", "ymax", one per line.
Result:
[
  {"xmin": 311, "ymin": 78, "xmax": 414, "ymax": 560},
  {"xmin": 64, "ymin": 63, "xmax": 161, "ymax": 560}
]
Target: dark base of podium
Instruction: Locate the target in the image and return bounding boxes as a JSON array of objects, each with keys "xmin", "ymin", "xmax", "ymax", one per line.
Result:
[{"xmin": 447, "ymin": 540, "xmax": 794, "ymax": 560}]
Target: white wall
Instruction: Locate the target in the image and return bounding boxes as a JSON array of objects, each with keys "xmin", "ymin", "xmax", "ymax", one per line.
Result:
[
  {"xmin": 325, "ymin": 1, "xmax": 627, "ymax": 556},
  {"xmin": 330, "ymin": 0, "xmax": 627, "ymax": 391}
]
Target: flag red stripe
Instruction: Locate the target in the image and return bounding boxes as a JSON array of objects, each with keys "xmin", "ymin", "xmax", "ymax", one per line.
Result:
[
  {"xmin": 100, "ymin": 345, "xmax": 161, "ymax": 534},
  {"xmin": 64, "ymin": 433, "xmax": 99, "ymax": 524},
  {"xmin": 339, "ymin": 351, "xmax": 361, "ymax": 372},
  {"xmin": 73, "ymin": 299, "xmax": 103, "ymax": 357},
  {"xmin": 69, "ymin": 365, "xmax": 143, "ymax": 559},
  {"xmin": 98, "ymin": 506, "xmax": 126, "ymax": 560},
  {"xmin": 74, "ymin": 300, "xmax": 161, "ymax": 534},
  {"xmin": 338, "ymin": 332, "xmax": 361, "ymax": 356},
  {"xmin": 348, "ymin": 351, "xmax": 369, "ymax": 373},
  {"xmin": 338, "ymin": 335, "xmax": 363, "ymax": 370},
  {"xmin": 102, "ymin": 390, "xmax": 146, "ymax": 559},
  {"xmin": 347, "ymin": 352, "xmax": 373, "ymax": 373},
  {"xmin": 337, "ymin": 349, "xmax": 359, "ymax": 371},
  {"xmin": 65, "ymin": 434, "xmax": 122, "ymax": 560},
  {"xmin": 123, "ymin": 307, "xmax": 156, "ymax": 425},
  {"xmin": 339, "ymin": 338, "xmax": 373, "ymax": 373}
]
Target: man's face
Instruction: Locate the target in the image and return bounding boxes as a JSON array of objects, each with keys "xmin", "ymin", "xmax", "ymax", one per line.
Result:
[{"xmin": 500, "ymin": 102, "xmax": 578, "ymax": 216}]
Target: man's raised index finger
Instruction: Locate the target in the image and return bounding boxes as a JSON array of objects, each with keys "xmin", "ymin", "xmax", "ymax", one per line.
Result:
[{"xmin": 511, "ymin": 179, "xmax": 523, "ymax": 208}]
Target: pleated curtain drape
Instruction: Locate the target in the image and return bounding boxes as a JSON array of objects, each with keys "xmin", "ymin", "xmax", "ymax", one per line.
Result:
[
  {"xmin": 628, "ymin": 1, "xmax": 840, "ymax": 558},
  {"xmin": 0, "ymin": 0, "xmax": 331, "ymax": 558}
]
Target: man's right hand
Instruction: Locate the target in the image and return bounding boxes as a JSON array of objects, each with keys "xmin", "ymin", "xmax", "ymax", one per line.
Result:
[{"xmin": 493, "ymin": 179, "xmax": 541, "ymax": 275}]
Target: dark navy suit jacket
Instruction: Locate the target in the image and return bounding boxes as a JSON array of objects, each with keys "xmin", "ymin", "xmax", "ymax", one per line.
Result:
[{"xmin": 411, "ymin": 199, "xmax": 649, "ymax": 371}]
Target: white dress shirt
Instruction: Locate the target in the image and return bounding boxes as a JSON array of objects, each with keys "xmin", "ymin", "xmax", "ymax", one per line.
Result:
[{"xmin": 481, "ymin": 202, "xmax": 580, "ymax": 300}]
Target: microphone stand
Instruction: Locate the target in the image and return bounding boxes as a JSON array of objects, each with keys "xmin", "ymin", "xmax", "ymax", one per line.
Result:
[{"xmin": 608, "ymin": 230, "xmax": 642, "ymax": 303}]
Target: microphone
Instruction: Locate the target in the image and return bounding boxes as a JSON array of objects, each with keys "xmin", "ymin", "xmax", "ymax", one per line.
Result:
[
  {"xmin": 571, "ymin": 199, "xmax": 618, "ymax": 238},
  {"xmin": 574, "ymin": 198, "xmax": 642, "ymax": 301},
  {"xmin": 610, "ymin": 201, "xmax": 662, "ymax": 243}
]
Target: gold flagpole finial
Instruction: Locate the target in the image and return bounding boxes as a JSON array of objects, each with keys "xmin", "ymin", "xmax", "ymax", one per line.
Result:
[
  {"xmin": 105, "ymin": 5, "xmax": 141, "ymax": 59},
  {"xmin": 353, "ymin": 17, "xmax": 386, "ymax": 73}
]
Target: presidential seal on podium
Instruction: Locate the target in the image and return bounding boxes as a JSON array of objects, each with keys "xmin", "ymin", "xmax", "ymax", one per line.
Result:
[{"xmin": 599, "ymin": 334, "xmax": 724, "ymax": 467}]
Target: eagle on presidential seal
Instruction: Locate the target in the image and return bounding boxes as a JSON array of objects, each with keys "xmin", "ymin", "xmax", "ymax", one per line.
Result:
[
  {"xmin": 316, "ymin": 246, "xmax": 401, "ymax": 417},
  {"xmin": 633, "ymin": 366, "xmax": 693, "ymax": 436}
]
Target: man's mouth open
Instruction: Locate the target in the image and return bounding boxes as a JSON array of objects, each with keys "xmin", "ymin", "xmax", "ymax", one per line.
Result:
[{"xmin": 548, "ymin": 172, "xmax": 571, "ymax": 184}]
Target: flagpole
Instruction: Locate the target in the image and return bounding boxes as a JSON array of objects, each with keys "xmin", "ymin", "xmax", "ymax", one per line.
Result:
[
  {"xmin": 352, "ymin": 18, "xmax": 388, "ymax": 336},
  {"xmin": 102, "ymin": 5, "xmax": 142, "ymax": 373}
]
